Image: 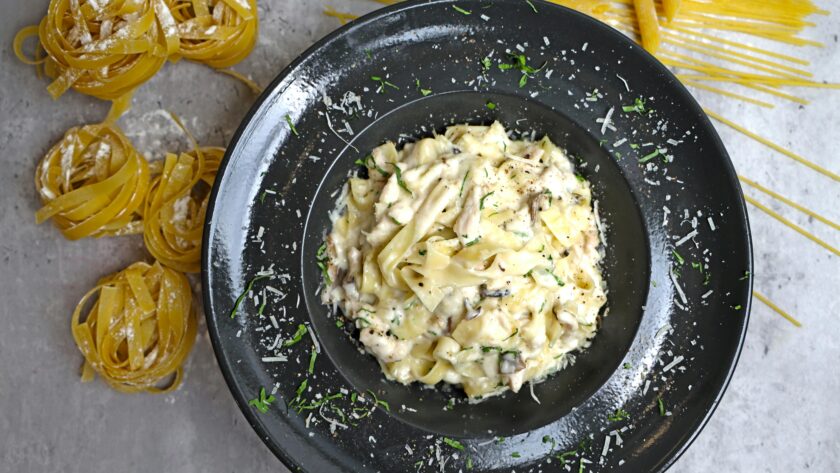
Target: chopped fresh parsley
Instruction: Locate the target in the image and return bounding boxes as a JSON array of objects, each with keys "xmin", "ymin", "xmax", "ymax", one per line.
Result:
[
  {"xmin": 739, "ymin": 270, "xmax": 750, "ymax": 281},
  {"xmin": 364, "ymin": 49, "xmax": 372, "ymax": 59},
  {"xmin": 479, "ymin": 191, "xmax": 494, "ymax": 210},
  {"xmin": 465, "ymin": 237, "xmax": 481, "ymax": 247},
  {"xmin": 623, "ymin": 362, "xmax": 632, "ymax": 369},
  {"xmin": 259, "ymin": 190, "xmax": 268, "ymax": 203},
  {"xmin": 503, "ymin": 328, "xmax": 519, "ymax": 340},
  {"xmin": 498, "ymin": 53, "xmax": 546, "ymax": 88},
  {"xmin": 638, "ymin": 149, "xmax": 660, "ymax": 163},
  {"xmin": 542, "ymin": 435, "xmax": 556, "ymax": 452},
  {"xmin": 366, "ymin": 389, "xmax": 390, "ymax": 411},
  {"xmin": 481, "ymin": 56, "xmax": 492, "ymax": 71},
  {"xmin": 257, "ymin": 292, "xmax": 267, "ymax": 317},
  {"xmin": 658, "ymin": 396, "xmax": 666, "ymax": 416},
  {"xmin": 575, "ymin": 173, "xmax": 586, "ymax": 183},
  {"xmin": 308, "ymin": 345, "xmax": 317, "ymax": 374},
  {"xmin": 316, "ymin": 242, "xmax": 332, "ymax": 285},
  {"xmin": 335, "ymin": 319, "xmax": 345, "ymax": 328},
  {"xmin": 370, "ymin": 75, "xmax": 399, "ymax": 93},
  {"xmin": 622, "ymin": 97, "xmax": 647, "ymax": 114},
  {"xmin": 557, "ymin": 449, "xmax": 577, "ymax": 465},
  {"xmin": 466, "ymin": 455, "xmax": 473, "ymax": 470},
  {"xmin": 415, "ymin": 79, "xmax": 432, "ymax": 96},
  {"xmin": 248, "ymin": 387, "xmax": 276, "ymax": 414},
  {"xmin": 443, "ymin": 437, "xmax": 465, "ymax": 450},
  {"xmin": 548, "ymin": 269, "xmax": 566, "ymax": 286},
  {"xmin": 230, "ymin": 274, "xmax": 270, "ymax": 318},
  {"xmin": 733, "ymin": 304, "xmax": 743, "ymax": 310},
  {"xmin": 672, "ymin": 249, "xmax": 685, "ymax": 265},
  {"xmin": 285, "ymin": 114, "xmax": 299, "ymax": 136},
  {"xmin": 511, "ymin": 452, "xmax": 521, "ymax": 458},
  {"xmin": 452, "ymin": 5, "xmax": 472, "ymax": 15},
  {"xmin": 486, "ymin": 100, "xmax": 497, "ymax": 110},
  {"xmin": 419, "ymin": 249, "xmax": 427, "ymax": 256},
  {"xmin": 608, "ymin": 408, "xmax": 630, "ymax": 422},
  {"xmin": 391, "ymin": 163, "xmax": 412, "ymax": 195},
  {"xmin": 282, "ymin": 324, "xmax": 308, "ymax": 347},
  {"xmin": 357, "ymin": 154, "xmax": 389, "ymax": 177},
  {"xmin": 460, "ymin": 171, "xmax": 470, "ymax": 197}
]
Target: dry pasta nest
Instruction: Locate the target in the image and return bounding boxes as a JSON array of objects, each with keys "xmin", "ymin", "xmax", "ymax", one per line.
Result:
[
  {"xmin": 13, "ymin": 0, "xmax": 258, "ymax": 100},
  {"xmin": 35, "ymin": 122, "xmax": 149, "ymax": 240},
  {"xmin": 71, "ymin": 261, "xmax": 198, "ymax": 393},
  {"xmin": 144, "ymin": 146, "xmax": 223, "ymax": 273}
]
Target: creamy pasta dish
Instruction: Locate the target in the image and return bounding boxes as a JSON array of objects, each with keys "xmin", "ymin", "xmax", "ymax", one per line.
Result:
[{"xmin": 320, "ymin": 122, "xmax": 607, "ymax": 399}]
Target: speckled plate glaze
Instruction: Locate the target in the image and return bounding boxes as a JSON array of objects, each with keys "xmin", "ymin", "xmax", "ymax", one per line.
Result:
[{"xmin": 202, "ymin": 0, "xmax": 752, "ymax": 471}]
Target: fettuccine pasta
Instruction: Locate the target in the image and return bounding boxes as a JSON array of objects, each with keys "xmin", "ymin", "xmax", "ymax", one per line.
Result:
[
  {"xmin": 321, "ymin": 122, "xmax": 608, "ymax": 399},
  {"xmin": 71, "ymin": 261, "xmax": 197, "ymax": 393},
  {"xmin": 13, "ymin": 0, "xmax": 258, "ymax": 101},
  {"xmin": 35, "ymin": 122, "xmax": 149, "ymax": 240},
  {"xmin": 143, "ymin": 146, "xmax": 223, "ymax": 273},
  {"xmin": 168, "ymin": 0, "xmax": 258, "ymax": 68}
]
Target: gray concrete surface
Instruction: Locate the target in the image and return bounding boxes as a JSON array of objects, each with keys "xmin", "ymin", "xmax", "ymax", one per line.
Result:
[{"xmin": 1, "ymin": 1, "xmax": 838, "ymax": 472}]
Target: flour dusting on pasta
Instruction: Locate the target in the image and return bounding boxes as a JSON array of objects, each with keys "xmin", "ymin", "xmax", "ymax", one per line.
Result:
[{"xmin": 321, "ymin": 122, "xmax": 607, "ymax": 399}]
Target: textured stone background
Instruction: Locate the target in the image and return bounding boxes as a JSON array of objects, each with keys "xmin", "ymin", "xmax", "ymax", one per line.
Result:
[{"xmin": 1, "ymin": 1, "xmax": 838, "ymax": 472}]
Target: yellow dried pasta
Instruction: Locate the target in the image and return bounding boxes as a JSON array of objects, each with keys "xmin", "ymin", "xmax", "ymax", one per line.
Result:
[
  {"xmin": 34, "ymin": 122, "xmax": 149, "ymax": 240},
  {"xmin": 168, "ymin": 0, "xmax": 258, "ymax": 68},
  {"xmin": 71, "ymin": 261, "xmax": 197, "ymax": 393},
  {"xmin": 143, "ymin": 147, "xmax": 223, "ymax": 273},
  {"xmin": 29, "ymin": 0, "xmax": 177, "ymax": 100},
  {"xmin": 14, "ymin": 0, "xmax": 259, "ymax": 101}
]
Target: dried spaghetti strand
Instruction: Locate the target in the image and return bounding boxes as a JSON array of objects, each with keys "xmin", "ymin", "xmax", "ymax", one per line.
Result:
[
  {"xmin": 663, "ymin": 0, "xmax": 681, "ymax": 23},
  {"xmin": 217, "ymin": 68, "xmax": 263, "ymax": 94},
  {"xmin": 739, "ymin": 175, "xmax": 840, "ymax": 232},
  {"xmin": 744, "ymin": 194, "xmax": 840, "ymax": 258},
  {"xmin": 323, "ymin": 7, "xmax": 359, "ymax": 25},
  {"xmin": 753, "ymin": 291, "xmax": 802, "ymax": 327},
  {"xmin": 167, "ymin": 0, "xmax": 258, "ymax": 68},
  {"xmin": 143, "ymin": 147, "xmax": 223, "ymax": 272},
  {"xmin": 35, "ymin": 123, "xmax": 150, "ymax": 240},
  {"xmin": 683, "ymin": 80, "xmax": 775, "ymax": 108},
  {"xmin": 633, "ymin": 0, "xmax": 661, "ymax": 53},
  {"xmin": 705, "ymin": 109, "xmax": 840, "ymax": 182},
  {"xmin": 71, "ymin": 261, "xmax": 198, "ymax": 393}
]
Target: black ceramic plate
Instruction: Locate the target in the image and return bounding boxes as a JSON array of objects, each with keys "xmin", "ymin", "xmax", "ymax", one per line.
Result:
[{"xmin": 202, "ymin": 0, "xmax": 752, "ymax": 471}]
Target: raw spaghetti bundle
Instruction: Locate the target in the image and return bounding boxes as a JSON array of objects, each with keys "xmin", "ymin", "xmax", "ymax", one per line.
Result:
[
  {"xmin": 143, "ymin": 146, "xmax": 223, "ymax": 273},
  {"xmin": 167, "ymin": 0, "xmax": 259, "ymax": 68},
  {"xmin": 34, "ymin": 122, "xmax": 149, "ymax": 240},
  {"xmin": 71, "ymin": 261, "xmax": 197, "ymax": 393}
]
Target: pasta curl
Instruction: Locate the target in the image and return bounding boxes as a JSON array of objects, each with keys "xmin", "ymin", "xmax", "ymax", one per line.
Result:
[
  {"xmin": 71, "ymin": 261, "xmax": 197, "ymax": 393},
  {"xmin": 143, "ymin": 147, "xmax": 223, "ymax": 272},
  {"xmin": 167, "ymin": 0, "xmax": 259, "ymax": 68},
  {"xmin": 14, "ymin": 0, "xmax": 258, "ymax": 101},
  {"xmin": 35, "ymin": 122, "xmax": 149, "ymax": 240},
  {"xmin": 35, "ymin": 0, "xmax": 177, "ymax": 100}
]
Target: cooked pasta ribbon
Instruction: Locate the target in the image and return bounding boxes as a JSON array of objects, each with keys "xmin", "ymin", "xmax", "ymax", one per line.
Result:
[
  {"xmin": 167, "ymin": 0, "xmax": 258, "ymax": 68},
  {"xmin": 35, "ymin": 122, "xmax": 149, "ymax": 240},
  {"xmin": 143, "ymin": 147, "xmax": 223, "ymax": 272},
  {"xmin": 71, "ymin": 261, "xmax": 198, "ymax": 393},
  {"xmin": 322, "ymin": 122, "xmax": 607, "ymax": 399}
]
